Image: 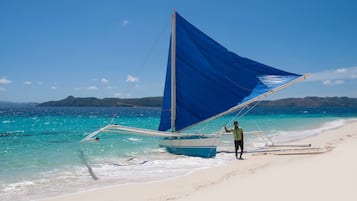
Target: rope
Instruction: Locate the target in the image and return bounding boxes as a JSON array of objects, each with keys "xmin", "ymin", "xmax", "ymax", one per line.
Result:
[
  {"xmin": 224, "ymin": 99, "xmax": 262, "ymax": 129},
  {"xmin": 223, "ymin": 100, "xmax": 269, "ymax": 150},
  {"xmin": 226, "ymin": 106, "xmax": 248, "ymax": 126},
  {"xmin": 121, "ymin": 19, "xmax": 170, "ymax": 97}
]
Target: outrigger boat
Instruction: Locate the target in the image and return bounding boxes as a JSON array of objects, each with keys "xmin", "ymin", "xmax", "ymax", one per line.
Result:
[{"xmin": 81, "ymin": 11, "xmax": 308, "ymax": 158}]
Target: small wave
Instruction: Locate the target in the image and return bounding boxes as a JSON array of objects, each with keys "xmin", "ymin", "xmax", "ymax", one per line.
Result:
[
  {"xmin": 270, "ymin": 119, "xmax": 346, "ymax": 144},
  {"xmin": 2, "ymin": 120, "xmax": 12, "ymax": 124},
  {"xmin": 2, "ymin": 181, "xmax": 34, "ymax": 192},
  {"xmin": 0, "ymin": 130, "xmax": 25, "ymax": 137},
  {"xmin": 0, "ymin": 150, "xmax": 233, "ymax": 201},
  {"xmin": 49, "ymin": 139, "xmax": 71, "ymax": 143},
  {"xmin": 127, "ymin": 137, "xmax": 143, "ymax": 142}
]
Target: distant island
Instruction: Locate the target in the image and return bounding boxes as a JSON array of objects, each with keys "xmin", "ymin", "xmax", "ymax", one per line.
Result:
[
  {"xmin": 257, "ymin": 96, "xmax": 357, "ymax": 108},
  {"xmin": 37, "ymin": 96, "xmax": 163, "ymax": 107},
  {"xmin": 0, "ymin": 101, "xmax": 38, "ymax": 108},
  {"xmin": 36, "ymin": 96, "xmax": 357, "ymax": 108}
]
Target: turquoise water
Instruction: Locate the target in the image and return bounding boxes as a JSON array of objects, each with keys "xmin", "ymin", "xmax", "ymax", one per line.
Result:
[{"xmin": 1, "ymin": 106, "xmax": 356, "ymax": 201}]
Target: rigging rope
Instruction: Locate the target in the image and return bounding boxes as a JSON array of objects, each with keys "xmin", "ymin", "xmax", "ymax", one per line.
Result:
[
  {"xmin": 119, "ymin": 18, "xmax": 170, "ymax": 99},
  {"xmin": 194, "ymin": 99, "xmax": 264, "ymax": 135},
  {"xmin": 222, "ymin": 100, "xmax": 274, "ymax": 148},
  {"xmin": 225, "ymin": 99, "xmax": 263, "ymax": 127}
]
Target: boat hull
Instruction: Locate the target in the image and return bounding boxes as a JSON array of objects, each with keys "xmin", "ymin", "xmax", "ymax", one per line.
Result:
[{"xmin": 159, "ymin": 135, "xmax": 219, "ymax": 158}]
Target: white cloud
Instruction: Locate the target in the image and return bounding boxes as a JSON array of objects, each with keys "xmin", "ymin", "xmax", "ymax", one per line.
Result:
[
  {"xmin": 51, "ymin": 86, "xmax": 57, "ymax": 90},
  {"xmin": 322, "ymin": 79, "xmax": 345, "ymax": 85},
  {"xmin": 126, "ymin": 75, "xmax": 139, "ymax": 83},
  {"xmin": 336, "ymin": 68, "xmax": 347, "ymax": 73},
  {"xmin": 114, "ymin": 92, "xmax": 131, "ymax": 98},
  {"xmin": 87, "ymin": 86, "xmax": 98, "ymax": 91},
  {"xmin": 307, "ymin": 66, "xmax": 357, "ymax": 86},
  {"xmin": 101, "ymin": 78, "xmax": 109, "ymax": 84},
  {"xmin": 114, "ymin": 92, "xmax": 122, "ymax": 98},
  {"xmin": 122, "ymin": 19, "xmax": 129, "ymax": 26},
  {"xmin": 0, "ymin": 78, "xmax": 11, "ymax": 92},
  {"xmin": 309, "ymin": 66, "xmax": 357, "ymax": 81},
  {"xmin": 0, "ymin": 78, "xmax": 12, "ymax": 84},
  {"xmin": 334, "ymin": 80, "xmax": 345, "ymax": 85},
  {"xmin": 24, "ymin": 81, "xmax": 32, "ymax": 85}
]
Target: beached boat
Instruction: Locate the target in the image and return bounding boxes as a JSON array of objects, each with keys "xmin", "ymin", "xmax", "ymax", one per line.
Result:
[{"xmin": 81, "ymin": 11, "xmax": 308, "ymax": 158}]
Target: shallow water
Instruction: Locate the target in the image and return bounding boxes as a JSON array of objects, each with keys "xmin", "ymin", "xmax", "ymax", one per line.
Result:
[{"xmin": 0, "ymin": 106, "xmax": 356, "ymax": 201}]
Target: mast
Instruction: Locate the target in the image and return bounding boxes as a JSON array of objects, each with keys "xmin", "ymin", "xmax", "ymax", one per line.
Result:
[{"xmin": 170, "ymin": 10, "xmax": 177, "ymax": 132}]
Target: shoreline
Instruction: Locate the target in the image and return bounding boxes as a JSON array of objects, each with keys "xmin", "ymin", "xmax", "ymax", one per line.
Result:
[{"xmin": 40, "ymin": 119, "xmax": 357, "ymax": 201}]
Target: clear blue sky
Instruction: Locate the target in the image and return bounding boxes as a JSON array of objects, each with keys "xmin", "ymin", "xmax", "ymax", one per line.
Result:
[{"xmin": 1, "ymin": 0, "xmax": 356, "ymax": 102}]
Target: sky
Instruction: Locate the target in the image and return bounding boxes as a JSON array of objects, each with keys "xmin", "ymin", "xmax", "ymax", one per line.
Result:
[{"xmin": 0, "ymin": 0, "xmax": 357, "ymax": 102}]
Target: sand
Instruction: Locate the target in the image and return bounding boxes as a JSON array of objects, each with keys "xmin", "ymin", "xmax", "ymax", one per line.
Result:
[{"xmin": 41, "ymin": 120, "xmax": 357, "ymax": 201}]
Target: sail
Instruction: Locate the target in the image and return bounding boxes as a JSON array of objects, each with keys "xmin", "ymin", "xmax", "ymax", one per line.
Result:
[{"xmin": 159, "ymin": 12, "xmax": 301, "ymax": 132}]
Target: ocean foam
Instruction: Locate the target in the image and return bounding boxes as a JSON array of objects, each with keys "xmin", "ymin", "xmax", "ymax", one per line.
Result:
[
  {"xmin": 270, "ymin": 119, "xmax": 347, "ymax": 144},
  {"xmin": 0, "ymin": 154, "xmax": 232, "ymax": 201}
]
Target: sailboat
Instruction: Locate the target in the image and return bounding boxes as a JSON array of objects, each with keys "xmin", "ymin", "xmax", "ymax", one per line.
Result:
[{"xmin": 81, "ymin": 11, "xmax": 308, "ymax": 158}]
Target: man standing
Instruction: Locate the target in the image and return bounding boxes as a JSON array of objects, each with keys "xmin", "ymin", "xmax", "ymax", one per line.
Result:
[{"xmin": 224, "ymin": 121, "xmax": 244, "ymax": 159}]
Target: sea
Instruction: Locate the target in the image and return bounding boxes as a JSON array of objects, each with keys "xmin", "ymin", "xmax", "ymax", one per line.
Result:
[{"xmin": 1, "ymin": 106, "xmax": 356, "ymax": 201}]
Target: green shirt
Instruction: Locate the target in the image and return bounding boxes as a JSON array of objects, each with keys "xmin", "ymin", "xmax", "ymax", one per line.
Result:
[{"xmin": 228, "ymin": 127, "xmax": 243, "ymax": 141}]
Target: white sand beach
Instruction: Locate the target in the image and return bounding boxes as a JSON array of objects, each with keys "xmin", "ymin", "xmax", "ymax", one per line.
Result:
[{"xmin": 41, "ymin": 120, "xmax": 357, "ymax": 201}]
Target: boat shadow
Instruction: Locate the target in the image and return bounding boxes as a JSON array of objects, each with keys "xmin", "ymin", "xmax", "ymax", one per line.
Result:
[{"xmin": 78, "ymin": 149, "xmax": 99, "ymax": 180}]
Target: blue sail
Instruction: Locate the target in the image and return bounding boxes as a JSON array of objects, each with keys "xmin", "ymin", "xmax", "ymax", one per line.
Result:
[{"xmin": 159, "ymin": 12, "xmax": 301, "ymax": 132}]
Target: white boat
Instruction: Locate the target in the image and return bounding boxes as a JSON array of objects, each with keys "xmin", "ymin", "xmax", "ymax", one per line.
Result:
[{"xmin": 81, "ymin": 10, "xmax": 308, "ymax": 158}]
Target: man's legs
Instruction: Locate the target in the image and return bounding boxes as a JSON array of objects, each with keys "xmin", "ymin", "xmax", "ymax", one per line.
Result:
[
  {"xmin": 239, "ymin": 141, "xmax": 244, "ymax": 159},
  {"xmin": 234, "ymin": 141, "xmax": 239, "ymax": 159}
]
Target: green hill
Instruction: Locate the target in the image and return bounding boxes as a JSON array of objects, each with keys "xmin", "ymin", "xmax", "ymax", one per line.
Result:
[
  {"xmin": 257, "ymin": 97, "xmax": 357, "ymax": 108},
  {"xmin": 37, "ymin": 96, "xmax": 357, "ymax": 108},
  {"xmin": 37, "ymin": 96, "xmax": 163, "ymax": 107}
]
